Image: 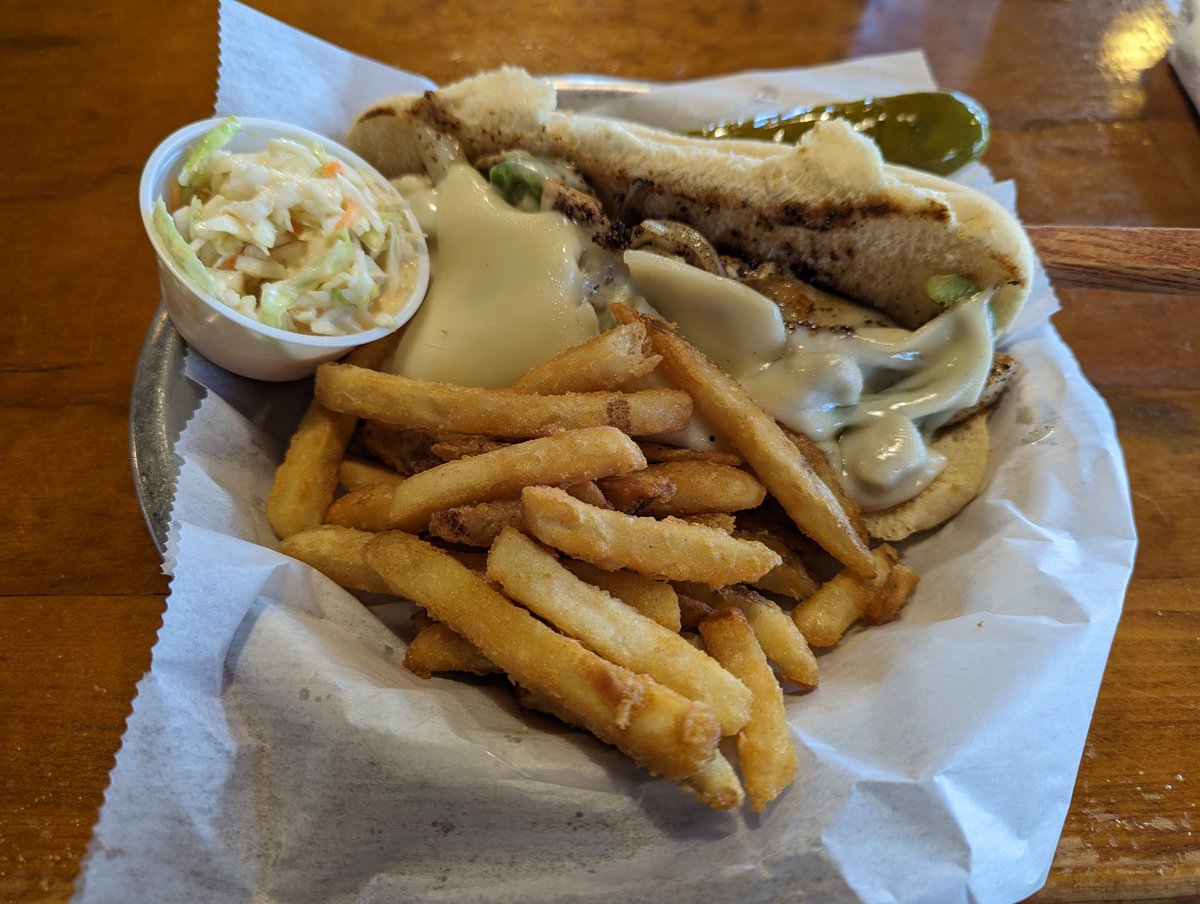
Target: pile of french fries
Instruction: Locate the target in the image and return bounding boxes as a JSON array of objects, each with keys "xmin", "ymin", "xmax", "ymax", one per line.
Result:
[{"xmin": 266, "ymin": 303, "xmax": 918, "ymax": 812}]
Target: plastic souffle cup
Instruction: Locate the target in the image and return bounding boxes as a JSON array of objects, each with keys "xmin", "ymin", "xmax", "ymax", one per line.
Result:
[{"xmin": 139, "ymin": 117, "xmax": 430, "ymax": 382}]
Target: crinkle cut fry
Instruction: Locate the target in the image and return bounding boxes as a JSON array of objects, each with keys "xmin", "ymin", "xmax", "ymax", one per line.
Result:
[{"xmin": 363, "ymin": 531, "xmax": 720, "ymax": 781}]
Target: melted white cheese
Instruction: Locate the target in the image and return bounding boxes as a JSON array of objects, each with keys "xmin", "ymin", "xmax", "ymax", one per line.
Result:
[
  {"xmin": 386, "ymin": 164, "xmax": 599, "ymax": 387},
  {"xmin": 624, "ymin": 249, "xmax": 994, "ymax": 511}
]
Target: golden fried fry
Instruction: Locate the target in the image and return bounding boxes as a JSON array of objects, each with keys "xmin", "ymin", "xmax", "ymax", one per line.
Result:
[
  {"xmin": 679, "ymin": 513, "xmax": 737, "ymax": 533},
  {"xmin": 429, "ymin": 436, "xmax": 511, "ymax": 461},
  {"xmin": 561, "ymin": 559, "xmax": 681, "ymax": 633},
  {"xmin": 510, "ymin": 321, "xmax": 661, "ymax": 393},
  {"xmin": 791, "ymin": 544, "xmax": 916, "ymax": 647},
  {"xmin": 596, "ymin": 471, "xmax": 676, "ymax": 514},
  {"xmin": 678, "ymin": 592, "xmax": 717, "ymax": 632},
  {"xmin": 617, "ymin": 304, "xmax": 874, "ymax": 579},
  {"xmin": 267, "ymin": 404, "xmax": 357, "ymax": 539},
  {"xmin": 683, "ymin": 750, "xmax": 746, "ymax": 810},
  {"xmin": 357, "ymin": 421, "xmax": 440, "ymax": 475},
  {"xmin": 324, "ymin": 483, "xmax": 395, "ymax": 532},
  {"xmin": 405, "ymin": 622, "xmax": 498, "ymax": 678},
  {"xmin": 713, "ymin": 585, "xmax": 819, "ymax": 689},
  {"xmin": 699, "ymin": 608, "xmax": 798, "ymax": 812},
  {"xmin": 734, "ymin": 530, "xmax": 820, "ymax": 602},
  {"xmin": 488, "ymin": 527, "xmax": 751, "ymax": 735},
  {"xmin": 516, "ymin": 686, "xmax": 744, "ymax": 810},
  {"xmin": 682, "ymin": 583, "xmax": 819, "ymax": 688},
  {"xmin": 279, "ymin": 524, "xmax": 392, "ymax": 594},
  {"xmin": 338, "ymin": 455, "xmax": 404, "ymax": 491},
  {"xmin": 363, "ymin": 531, "xmax": 720, "ymax": 780},
  {"xmin": 427, "ymin": 498, "xmax": 522, "ymax": 547},
  {"xmin": 782, "ymin": 426, "xmax": 868, "ymax": 545},
  {"xmin": 638, "ymin": 442, "xmax": 743, "ymax": 468},
  {"xmin": 388, "ymin": 426, "xmax": 646, "ymax": 532},
  {"xmin": 266, "ymin": 332, "xmax": 401, "ymax": 538},
  {"xmin": 521, "ymin": 485, "xmax": 781, "ymax": 587},
  {"xmin": 316, "ymin": 362, "xmax": 692, "ymax": 438},
  {"xmin": 564, "ymin": 479, "xmax": 613, "ymax": 509},
  {"xmin": 867, "ymin": 553, "xmax": 920, "ymax": 625},
  {"xmin": 640, "ymin": 461, "xmax": 766, "ymax": 517}
]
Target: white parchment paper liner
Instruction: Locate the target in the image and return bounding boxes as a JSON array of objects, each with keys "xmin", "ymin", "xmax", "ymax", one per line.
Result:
[{"xmin": 77, "ymin": 3, "xmax": 1136, "ymax": 901}]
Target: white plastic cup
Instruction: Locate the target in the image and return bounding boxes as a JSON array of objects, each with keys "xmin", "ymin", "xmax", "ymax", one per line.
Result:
[{"xmin": 139, "ymin": 117, "xmax": 430, "ymax": 382}]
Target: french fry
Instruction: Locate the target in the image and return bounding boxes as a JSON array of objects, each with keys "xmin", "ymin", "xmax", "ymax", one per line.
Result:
[
  {"xmin": 266, "ymin": 400, "xmax": 358, "ymax": 539},
  {"xmin": 783, "ymin": 426, "xmax": 868, "ymax": 545},
  {"xmin": 427, "ymin": 499, "xmax": 522, "ymax": 547},
  {"xmin": 561, "ymin": 559, "xmax": 682, "ymax": 633},
  {"xmin": 790, "ymin": 575, "xmax": 867, "ymax": 648},
  {"xmin": 357, "ymin": 421, "xmax": 440, "ymax": 475},
  {"xmin": 488, "ymin": 527, "xmax": 752, "ymax": 735},
  {"xmin": 616, "ymin": 304, "xmax": 874, "ymax": 579},
  {"xmin": 324, "ymin": 483, "xmax": 395, "ymax": 532},
  {"xmin": 682, "ymin": 583, "xmax": 819, "ymax": 688},
  {"xmin": 429, "ymin": 444, "xmax": 623, "ymax": 518},
  {"xmin": 866, "ymin": 553, "xmax": 920, "ymax": 625},
  {"xmin": 267, "ymin": 334, "xmax": 414, "ymax": 538},
  {"xmin": 734, "ymin": 530, "xmax": 820, "ymax": 602},
  {"xmin": 712, "ymin": 585, "xmax": 819, "ymax": 689},
  {"xmin": 514, "ymin": 686, "xmax": 743, "ymax": 808},
  {"xmin": 638, "ymin": 442, "xmax": 743, "ymax": 468},
  {"xmin": 405, "ymin": 622, "xmax": 498, "ymax": 677},
  {"xmin": 792, "ymin": 545, "xmax": 915, "ymax": 647},
  {"xmin": 338, "ymin": 455, "xmax": 404, "ymax": 491},
  {"xmin": 684, "ymin": 750, "xmax": 746, "ymax": 810},
  {"xmin": 639, "ymin": 461, "xmax": 766, "ymax": 517},
  {"xmin": 516, "ymin": 686, "xmax": 739, "ymax": 806},
  {"xmin": 387, "ymin": 426, "xmax": 646, "ymax": 532},
  {"xmin": 595, "ymin": 471, "xmax": 676, "ymax": 514},
  {"xmin": 679, "ymin": 512, "xmax": 737, "ymax": 533},
  {"xmin": 564, "ymin": 479, "xmax": 613, "ymax": 509},
  {"xmin": 279, "ymin": 524, "xmax": 392, "ymax": 593},
  {"xmin": 699, "ymin": 608, "xmax": 798, "ymax": 812},
  {"xmin": 315, "ymin": 362, "xmax": 692, "ymax": 438},
  {"xmin": 510, "ymin": 321, "xmax": 661, "ymax": 393},
  {"xmin": 429, "ymin": 436, "xmax": 511, "ymax": 461},
  {"xmin": 521, "ymin": 485, "xmax": 781, "ymax": 587},
  {"xmin": 517, "ymin": 686, "xmax": 744, "ymax": 810},
  {"xmin": 678, "ymin": 592, "xmax": 717, "ymax": 631},
  {"xmin": 363, "ymin": 531, "xmax": 720, "ymax": 780}
]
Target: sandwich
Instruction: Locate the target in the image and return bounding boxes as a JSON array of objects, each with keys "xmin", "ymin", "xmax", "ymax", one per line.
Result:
[{"xmin": 343, "ymin": 67, "xmax": 1035, "ymax": 541}]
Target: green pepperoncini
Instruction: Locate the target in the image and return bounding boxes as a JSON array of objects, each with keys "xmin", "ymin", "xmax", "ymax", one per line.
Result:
[{"xmin": 695, "ymin": 92, "xmax": 990, "ymax": 176}]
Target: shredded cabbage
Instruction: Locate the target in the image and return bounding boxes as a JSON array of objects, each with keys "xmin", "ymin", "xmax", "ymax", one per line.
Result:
[{"xmin": 155, "ymin": 120, "xmax": 422, "ymax": 336}]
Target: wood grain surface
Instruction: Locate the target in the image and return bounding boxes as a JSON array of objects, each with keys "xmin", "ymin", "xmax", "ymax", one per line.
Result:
[
  {"xmin": 1029, "ymin": 226, "xmax": 1200, "ymax": 294},
  {"xmin": 1, "ymin": 0, "xmax": 1197, "ymax": 900}
]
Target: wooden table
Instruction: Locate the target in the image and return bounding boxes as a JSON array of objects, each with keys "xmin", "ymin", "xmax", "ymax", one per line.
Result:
[{"xmin": 2, "ymin": 0, "xmax": 1196, "ymax": 899}]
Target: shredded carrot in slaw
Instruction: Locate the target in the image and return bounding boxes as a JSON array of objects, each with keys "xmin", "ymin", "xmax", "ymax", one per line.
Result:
[{"xmin": 336, "ymin": 201, "xmax": 359, "ymax": 230}]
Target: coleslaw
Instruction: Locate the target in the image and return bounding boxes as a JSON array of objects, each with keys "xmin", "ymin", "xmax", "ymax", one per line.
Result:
[{"xmin": 152, "ymin": 117, "xmax": 423, "ymax": 336}]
